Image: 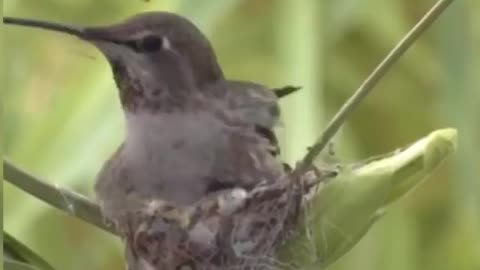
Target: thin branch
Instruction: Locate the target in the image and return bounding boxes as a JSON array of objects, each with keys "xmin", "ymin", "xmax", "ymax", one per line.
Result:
[
  {"xmin": 298, "ymin": 0, "xmax": 455, "ymax": 169},
  {"xmin": 3, "ymin": 159, "xmax": 117, "ymax": 235}
]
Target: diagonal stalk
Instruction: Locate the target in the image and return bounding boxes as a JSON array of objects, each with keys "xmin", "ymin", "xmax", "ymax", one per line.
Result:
[
  {"xmin": 298, "ymin": 0, "xmax": 455, "ymax": 170},
  {"xmin": 3, "ymin": 160, "xmax": 117, "ymax": 235}
]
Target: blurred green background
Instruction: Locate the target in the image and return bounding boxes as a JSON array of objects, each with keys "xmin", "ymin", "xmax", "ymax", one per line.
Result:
[{"xmin": 3, "ymin": 0, "xmax": 479, "ymax": 270}]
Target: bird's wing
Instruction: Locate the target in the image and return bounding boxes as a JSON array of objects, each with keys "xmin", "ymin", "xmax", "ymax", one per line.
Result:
[{"xmin": 207, "ymin": 80, "xmax": 299, "ymax": 157}]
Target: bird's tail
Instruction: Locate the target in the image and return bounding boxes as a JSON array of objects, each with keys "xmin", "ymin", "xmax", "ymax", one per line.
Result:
[{"xmin": 272, "ymin": 85, "xmax": 301, "ymax": 98}]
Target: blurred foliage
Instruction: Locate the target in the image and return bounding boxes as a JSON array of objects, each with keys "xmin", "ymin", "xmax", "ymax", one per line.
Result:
[
  {"xmin": 2, "ymin": 0, "xmax": 479, "ymax": 270},
  {"xmin": 4, "ymin": 231, "xmax": 55, "ymax": 270}
]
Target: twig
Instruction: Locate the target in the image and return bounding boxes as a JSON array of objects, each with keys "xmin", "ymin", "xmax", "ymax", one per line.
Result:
[
  {"xmin": 3, "ymin": 159, "xmax": 117, "ymax": 235},
  {"xmin": 298, "ymin": 0, "xmax": 454, "ymax": 170}
]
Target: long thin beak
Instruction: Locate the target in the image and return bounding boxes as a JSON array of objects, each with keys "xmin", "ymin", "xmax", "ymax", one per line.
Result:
[{"xmin": 3, "ymin": 17, "xmax": 87, "ymax": 38}]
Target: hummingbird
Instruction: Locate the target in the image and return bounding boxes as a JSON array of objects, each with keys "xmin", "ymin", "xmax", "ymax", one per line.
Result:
[{"xmin": 4, "ymin": 12, "xmax": 301, "ymax": 269}]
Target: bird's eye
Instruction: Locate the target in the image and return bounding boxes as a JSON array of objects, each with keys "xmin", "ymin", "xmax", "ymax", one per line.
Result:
[
  {"xmin": 124, "ymin": 35, "xmax": 170, "ymax": 53},
  {"xmin": 139, "ymin": 35, "xmax": 163, "ymax": 52}
]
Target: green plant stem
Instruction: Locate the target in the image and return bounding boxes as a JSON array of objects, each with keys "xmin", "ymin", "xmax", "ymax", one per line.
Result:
[
  {"xmin": 299, "ymin": 0, "xmax": 455, "ymax": 170},
  {"xmin": 3, "ymin": 160, "xmax": 116, "ymax": 235}
]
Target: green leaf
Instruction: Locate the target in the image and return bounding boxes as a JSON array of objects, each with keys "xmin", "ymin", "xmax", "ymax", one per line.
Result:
[
  {"xmin": 3, "ymin": 232, "xmax": 55, "ymax": 270},
  {"xmin": 278, "ymin": 128, "xmax": 458, "ymax": 268},
  {"xmin": 4, "ymin": 259, "xmax": 41, "ymax": 270}
]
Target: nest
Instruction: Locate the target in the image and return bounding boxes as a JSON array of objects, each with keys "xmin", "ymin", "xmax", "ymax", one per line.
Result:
[{"xmin": 116, "ymin": 167, "xmax": 335, "ymax": 270}]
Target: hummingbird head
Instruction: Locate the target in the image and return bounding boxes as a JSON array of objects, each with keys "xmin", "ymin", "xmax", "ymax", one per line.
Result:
[{"xmin": 4, "ymin": 12, "xmax": 224, "ymax": 113}]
